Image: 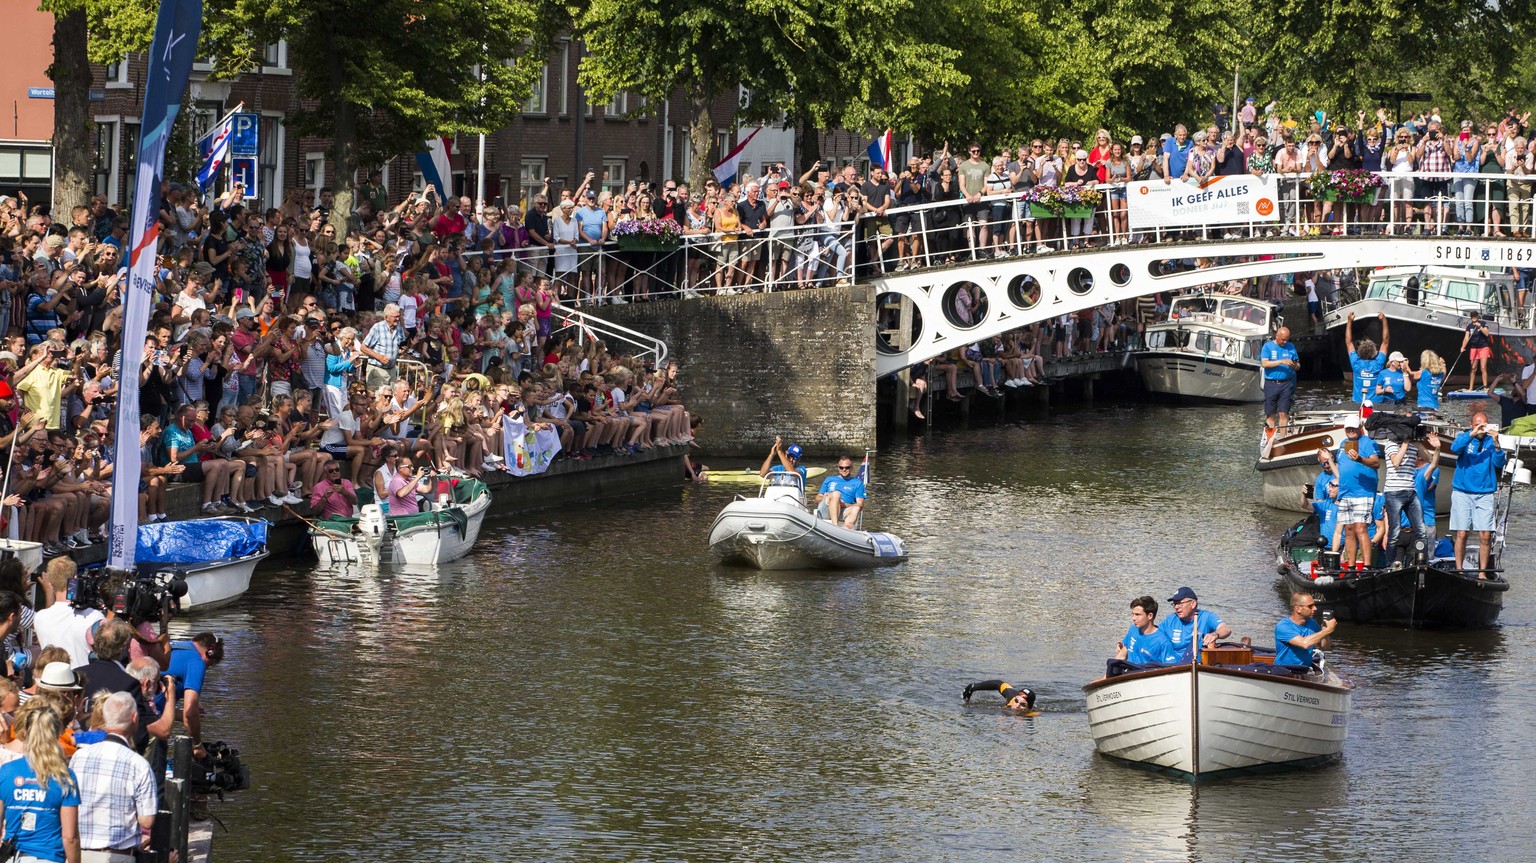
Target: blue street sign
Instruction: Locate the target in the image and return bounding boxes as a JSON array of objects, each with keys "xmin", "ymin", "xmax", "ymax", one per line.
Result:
[
  {"xmin": 27, "ymin": 87, "xmax": 54, "ymax": 99},
  {"xmin": 231, "ymin": 157, "xmax": 258, "ymax": 199},
  {"xmin": 231, "ymin": 113, "xmax": 260, "ymax": 156}
]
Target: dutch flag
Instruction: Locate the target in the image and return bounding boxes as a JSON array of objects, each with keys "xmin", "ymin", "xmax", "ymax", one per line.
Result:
[
  {"xmin": 711, "ymin": 126, "xmax": 764, "ymax": 187},
  {"xmin": 416, "ymin": 136, "xmax": 454, "ymax": 198},
  {"xmin": 196, "ymin": 115, "xmax": 234, "ymax": 192},
  {"xmin": 866, "ymin": 129, "xmax": 893, "ymax": 171}
]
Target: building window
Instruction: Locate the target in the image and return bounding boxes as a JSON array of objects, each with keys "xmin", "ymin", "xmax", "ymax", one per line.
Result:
[
  {"xmin": 519, "ymin": 158, "xmax": 546, "ymax": 208},
  {"xmin": 93, "ymin": 121, "xmax": 116, "ymax": 198},
  {"xmin": 258, "ymin": 115, "xmax": 282, "ymax": 210},
  {"xmin": 714, "ymin": 130, "xmax": 730, "ymax": 163},
  {"xmin": 104, "ymin": 57, "xmax": 131, "ymax": 88},
  {"xmin": 558, "ymin": 41, "xmax": 571, "ymax": 115},
  {"xmin": 121, "ymin": 123, "xmax": 139, "ymax": 202},
  {"xmin": 306, "ymin": 153, "xmax": 325, "ymax": 191},
  {"xmin": 523, "ymin": 60, "xmax": 548, "ymax": 114},
  {"xmin": 262, "ymin": 41, "xmax": 288, "ymax": 69},
  {"xmin": 679, "ymin": 133, "xmax": 691, "ymax": 180},
  {"xmin": 602, "ymin": 158, "xmax": 625, "ymax": 193},
  {"xmin": 605, "ymin": 93, "xmax": 627, "ymax": 119}
]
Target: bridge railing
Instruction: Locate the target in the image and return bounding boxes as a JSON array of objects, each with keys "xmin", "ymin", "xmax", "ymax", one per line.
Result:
[{"xmin": 489, "ymin": 170, "xmax": 1536, "ymax": 305}]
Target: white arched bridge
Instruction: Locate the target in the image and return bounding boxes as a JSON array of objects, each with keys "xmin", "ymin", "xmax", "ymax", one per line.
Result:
[{"xmin": 871, "ymin": 235, "xmax": 1536, "ymax": 377}]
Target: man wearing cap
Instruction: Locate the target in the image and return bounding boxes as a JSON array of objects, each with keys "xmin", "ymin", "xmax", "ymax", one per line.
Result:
[
  {"xmin": 229, "ymin": 307, "xmax": 265, "ymax": 406},
  {"xmin": 1260, "ymin": 327, "xmax": 1300, "ymax": 431},
  {"xmin": 33, "ymin": 233, "xmax": 67, "ymax": 274},
  {"xmin": 1375, "ymin": 351, "xmax": 1413, "ymax": 405},
  {"xmin": 1115, "ymin": 595, "xmax": 1179, "ymax": 665},
  {"xmin": 70, "ymin": 691, "xmax": 158, "ymax": 863},
  {"xmin": 1159, "ymin": 587, "xmax": 1231, "ymax": 660},
  {"xmin": 1318, "ymin": 414, "xmax": 1381, "ymax": 568},
  {"xmin": 574, "ymin": 191, "xmax": 608, "ymax": 300},
  {"xmin": 962, "ymin": 680, "xmax": 1037, "ymax": 714},
  {"xmin": 524, "ymin": 193, "xmax": 555, "ymax": 278},
  {"xmin": 1450, "ymin": 411, "xmax": 1507, "ymax": 577},
  {"xmin": 758, "ymin": 435, "xmax": 807, "ymax": 482},
  {"xmin": 359, "ymin": 303, "xmax": 406, "ymax": 390}
]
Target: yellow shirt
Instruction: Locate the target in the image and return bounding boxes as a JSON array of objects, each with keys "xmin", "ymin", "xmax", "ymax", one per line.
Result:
[{"xmin": 16, "ymin": 365, "xmax": 70, "ymax": 430}]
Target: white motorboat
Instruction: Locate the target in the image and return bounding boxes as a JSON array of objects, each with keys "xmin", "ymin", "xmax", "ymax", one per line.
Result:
[
  {"xmin": 135, "ymin": 516, "xmax": 270, "ymax": 612},
  {"xmin": 1255, "ymin": 408, "xmax": 1459, "ymax": 513},
  {"xmin": 1137, "ymin": 294, "xmax": 1274, "ymax": 402},
  {"xmin": 1084, "ymin": 646, "xmax": 1353, "ymax": 778},
  {"xmin": 1326, "ymin": 266, "xmax": 1536, "ymax": 380},
  {"xmin": 310, "ymin": 478, "xmax": 492, "ymax": 566},
  {"xmin": 708, "ymin": 471, "xmax": 907, "ymax": 570}
]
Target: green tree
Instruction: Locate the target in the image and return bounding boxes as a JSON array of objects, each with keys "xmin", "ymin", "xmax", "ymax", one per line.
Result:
[
  {"xmin": 37, "ymin": 0, "xmax": 157, "ymax": 214},
  {"xmin": 205, "ymin": 0, "xmax": 552, "ymax": 233}
]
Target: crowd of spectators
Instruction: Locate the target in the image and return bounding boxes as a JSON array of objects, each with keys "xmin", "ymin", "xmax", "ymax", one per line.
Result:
[{"xmin": 0, "ymin": 171, "xmax": 691, "ymax": 560}]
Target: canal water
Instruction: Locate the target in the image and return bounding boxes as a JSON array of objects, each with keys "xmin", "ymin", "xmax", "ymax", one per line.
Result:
[{"xmin": 193, "ymin": 389, "xmax": 1535, "ymax": 862}]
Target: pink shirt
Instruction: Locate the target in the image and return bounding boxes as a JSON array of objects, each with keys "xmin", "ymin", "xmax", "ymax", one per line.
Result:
[
  {"xmin": 387, "ymin": 473, "xmax": 423, "ymax": 514},
  {"xmin": 309, "ymin": 478, "xmax": 356, "ymax": 519}
]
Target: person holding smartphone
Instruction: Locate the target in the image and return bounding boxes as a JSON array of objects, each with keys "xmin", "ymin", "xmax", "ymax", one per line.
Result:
[
  {"xmin": 1274, "ymin": 592, "xmax": 1335, "ymax": 668},
  {"xmin": 1450, "ymin": 411, "xmax": 1507, "ymax": 577}
]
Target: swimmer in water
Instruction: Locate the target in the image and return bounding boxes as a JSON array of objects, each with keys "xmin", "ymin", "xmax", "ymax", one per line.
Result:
[{"xmin": 963, "ymin": 680, "xmax": 1037, "ymax": 714}]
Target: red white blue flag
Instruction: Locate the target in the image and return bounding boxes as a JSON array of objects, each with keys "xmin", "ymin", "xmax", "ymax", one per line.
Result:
[
  {"xmin": 866, "ymin": 129, "xmax": 893, "ymax": 170},
  {"xmin": 711, "ymin": 126, "xmax": 764, "ymax": 187},
  {"xmin": 416, "ymin": 136, "xmax": 454, "ymax": 197}
]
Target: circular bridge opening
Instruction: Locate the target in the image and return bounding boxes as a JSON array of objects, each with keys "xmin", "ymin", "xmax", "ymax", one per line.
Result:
[
  {"xmin": 1067, "ymin": 267, "xmax": 1095, "ymax": 295},
  {"xmin": 1109, "ymin": 263, "xmax": 1131, "ymax": 286},
  {"xmin": 875, "ymin": 292, "xmax": 923, "ymax": 355},
  {"xmin": 1006, "ymin": 274, "xmax": 1042, "ymax": 310},
  {"xmin": 941, "ymin": 281, "xmax": 988, "ymax": 329}
]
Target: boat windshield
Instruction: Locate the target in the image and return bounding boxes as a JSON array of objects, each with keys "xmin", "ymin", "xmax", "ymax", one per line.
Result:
[
  {"xmin": 1368, "ymin": 273, "xmax": 1514, "ymax": 318},
  {"xmin": 1218, "ymin": 298, "xmax": 1269, "ymax": 327}
]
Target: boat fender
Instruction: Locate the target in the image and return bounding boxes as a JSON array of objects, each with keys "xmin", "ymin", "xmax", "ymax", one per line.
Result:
[
  {"xmin": 1313, "ymin": 575, "xmax": 1335, "ymax": 586},
  {"xmin": 963, "ymin": 680, "xmax": 1036, "ymax": 711}
]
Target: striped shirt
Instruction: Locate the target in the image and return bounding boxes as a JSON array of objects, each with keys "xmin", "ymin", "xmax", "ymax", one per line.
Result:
[
  {"xmin": 1383, "ymin": 440, "xmax": 1420, "ymax": 491},
  {"xmin": 362, "ymin": 321, "xmax": 405, "ymax": 368},
  {"xmin": 70, "ymin": 736, "xmax": 157, "ymax": 851}
]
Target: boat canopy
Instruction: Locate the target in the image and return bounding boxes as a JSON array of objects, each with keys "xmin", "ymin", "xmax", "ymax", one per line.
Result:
[{"xmin": 137, "ymin": 519, "xmax": 269, "ymax": 564}]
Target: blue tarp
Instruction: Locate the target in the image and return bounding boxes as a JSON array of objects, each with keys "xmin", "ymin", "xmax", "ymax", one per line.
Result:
[{"xmin": 136, "ymin": 519, "xmax": 269, "ymax": 564}]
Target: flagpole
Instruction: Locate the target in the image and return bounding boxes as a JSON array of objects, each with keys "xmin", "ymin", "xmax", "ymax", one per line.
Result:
[{"xmin": 195, "ymin": 101, "xmax": 246, "ymax": 145}]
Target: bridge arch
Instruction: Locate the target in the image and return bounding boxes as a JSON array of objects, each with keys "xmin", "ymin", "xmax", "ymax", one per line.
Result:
[{"xmin": 873, "ymin": 235, "xmax": 1536, "ymax": 377}]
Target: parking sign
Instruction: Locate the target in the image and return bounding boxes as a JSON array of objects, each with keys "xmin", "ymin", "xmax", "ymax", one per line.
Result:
[{"xmin": 231, "ymin": 113, "xmax": 260, "ymax": 156}]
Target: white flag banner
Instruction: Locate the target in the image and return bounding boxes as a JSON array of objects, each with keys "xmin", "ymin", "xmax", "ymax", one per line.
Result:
[
  {"xmin": 501, "ymin": 414, "xmax": 561, "ymax": 476},
  {"xmin": 1128, "ymin": 175, "xmax": 1279, "ymax": 230}
]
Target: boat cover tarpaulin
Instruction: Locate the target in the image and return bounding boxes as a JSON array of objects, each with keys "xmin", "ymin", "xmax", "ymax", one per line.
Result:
[{"xmin": 137, "ymin": 519, "xmax": 268, "ymax": 564}]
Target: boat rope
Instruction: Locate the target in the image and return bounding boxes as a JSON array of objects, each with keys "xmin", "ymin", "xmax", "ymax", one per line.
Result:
[{"xmin": 283, "ymin": 504, "xmax": 347, "ymax": 540}]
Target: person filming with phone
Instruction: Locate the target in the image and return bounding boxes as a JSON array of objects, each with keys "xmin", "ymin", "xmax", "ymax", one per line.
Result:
[
  {"xmin": 1450, "ymin": 411, "xmax": 1507, "ymax": 578},
  {"xmin": 1275, "ymin": 592, "xmax": 1336, "ymax": 668}
]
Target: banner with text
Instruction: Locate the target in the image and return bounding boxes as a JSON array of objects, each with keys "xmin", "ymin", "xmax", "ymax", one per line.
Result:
[
  {"xmin": 109, "ymin": 0, "xmax": 204, "ymax": 571},
  {"xmin": 1128, "ymin": 175, "xmax": 1278, "ymax": 230}
]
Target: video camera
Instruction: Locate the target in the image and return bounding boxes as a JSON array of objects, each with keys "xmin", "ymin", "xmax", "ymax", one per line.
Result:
[
  {"xmin": 189, "ymin": 741, "xmax": 251, "ymax": 797},
  {"xmin": 66, "ymin": 570, "xmax": 189, "ymax": 625}
]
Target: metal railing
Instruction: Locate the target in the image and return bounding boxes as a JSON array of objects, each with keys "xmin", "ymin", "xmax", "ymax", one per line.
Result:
[
  {"xmin": 549, "ymin": 301, "xmax": 669, "ymax": 365},
  {"xmin": 478, "ymin": 170, "xmax": 1536, "ymax": 303}
]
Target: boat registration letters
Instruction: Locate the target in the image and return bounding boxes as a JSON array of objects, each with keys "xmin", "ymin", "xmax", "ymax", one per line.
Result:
[{"xmin": 1434, "ymin": 243, "xmax": 1534, "ymax": 263}]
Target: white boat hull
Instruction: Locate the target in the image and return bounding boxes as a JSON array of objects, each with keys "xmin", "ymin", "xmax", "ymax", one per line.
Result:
[
  {"xmin": 1137, "ymin": 352, "xmax": 1263, "ymax": 402},
  {"xmin": 174, "ymin": 554, "xmax": 266, "ymax": 612},
  {"xmin": 311, "ymin": 490, "xmax": 492, "ymax": 566},
  {"xmin": 1085, "ymin": 664, "xmax": 1351, "ymax": 778},
  {"xmin": 708, "ymin": 498, "xmax": 907, "ymax": 570}
]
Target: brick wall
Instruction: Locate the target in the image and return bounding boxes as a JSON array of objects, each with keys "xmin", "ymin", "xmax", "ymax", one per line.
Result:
[{"xmin": 599, "ymin": 286, "xmax": 878, "ymax": 457}]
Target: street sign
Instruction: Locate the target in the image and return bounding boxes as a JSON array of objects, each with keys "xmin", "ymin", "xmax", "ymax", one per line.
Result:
[
  {"xmin": 231, "ymin": 157, "xmax": 258, "ymax": 199},
  {"xmin": 230, "ymin": 113, "xmax": 260, "ymax": 156}
]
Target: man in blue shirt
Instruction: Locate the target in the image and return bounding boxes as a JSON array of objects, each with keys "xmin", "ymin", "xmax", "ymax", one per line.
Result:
[
  {"xmin": 1114, "ymin": 595, "xmax": 1178, "ymax": 665},
  {"xmin": 815, "ymin": 456, "xmax": 867, "ymax": 528},
  {"xmin": 1344, "ymin": 311, "xmax": 1390, "ymax": 404},
  {"xmin": 1450, "ymin": 412, "xmax": 1508, "ymax": 577},
  {"xmin": 1260, "ymin": 326, "xmax": 1301, "ymax": 431},
  {"xmin": 758, "ymin": 436, "xmax": 807, "ymax": 482},
  {"xmin": 1320, "ymin": 414, "xmax": 1381, "ymax": 568},
  {"xmin": 1158, "ymin": 586, "xmax": 1231, "ymax": 662},
  {"xmin": 1274, "ymin": 592, "xmax": 1336, "ymax": 667},
  {"xmin": 1161, "ymin": 126, "xmax": 1193, "ymax": 180},
  {"xmin": 1417, "ymin": 460, "xmax": 1441, "ymax": 550},
  {"xmin": 167, "ymin": 632, "xmax": 225, "ymax": 764}
]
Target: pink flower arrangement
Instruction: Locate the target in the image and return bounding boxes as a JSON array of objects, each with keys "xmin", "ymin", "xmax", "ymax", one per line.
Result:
[{"xmin": 612, "ymin": 217, "xmax": 683, "ymax": 245}]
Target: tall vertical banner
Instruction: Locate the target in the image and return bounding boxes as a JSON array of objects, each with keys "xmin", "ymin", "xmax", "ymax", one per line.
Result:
[{"xmin": 109, "ymin": 0, "xmax": 204, "ymax": 572}]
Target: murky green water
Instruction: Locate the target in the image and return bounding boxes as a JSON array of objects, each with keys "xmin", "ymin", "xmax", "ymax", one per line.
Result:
[{"xmin": 187, "ymin": 389, "xmax": 1535, "ymax": 862}]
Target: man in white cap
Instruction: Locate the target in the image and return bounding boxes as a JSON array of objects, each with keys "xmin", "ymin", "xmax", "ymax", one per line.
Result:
[{"xmin": 1318, "ymin": 414, "xmax": 1381, "ymax": 568}]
